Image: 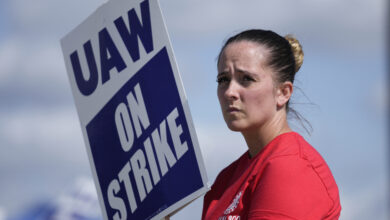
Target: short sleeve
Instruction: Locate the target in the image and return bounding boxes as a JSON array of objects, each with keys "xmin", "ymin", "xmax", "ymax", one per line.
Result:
[{"xmin": 248, "ymin": 155, "xmax": 334, "ymax": 220}]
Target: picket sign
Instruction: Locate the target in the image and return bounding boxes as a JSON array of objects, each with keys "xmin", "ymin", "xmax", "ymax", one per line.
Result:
[{"xmin": 61, "ymin": 0, "xmax": 208, "ymax": 219}]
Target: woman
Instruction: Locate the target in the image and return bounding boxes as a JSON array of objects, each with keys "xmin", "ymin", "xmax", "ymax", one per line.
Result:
[{"xmin": 201, "ymin": 30, "xmax": 341, "ymax": 220}]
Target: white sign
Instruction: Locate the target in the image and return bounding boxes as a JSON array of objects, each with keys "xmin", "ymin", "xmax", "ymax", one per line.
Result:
[{"xmin": 61, "ymin": 0, "xmax": 208, "ymax": 219}]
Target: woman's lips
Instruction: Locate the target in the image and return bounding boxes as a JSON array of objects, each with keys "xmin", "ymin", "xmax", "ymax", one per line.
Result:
[{"xmin": 227, "ymin": 106, "xmax": 240, "ymax": 113}]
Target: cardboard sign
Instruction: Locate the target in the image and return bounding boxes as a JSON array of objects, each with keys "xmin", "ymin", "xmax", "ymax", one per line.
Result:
[{"xmin": 60, "ymin": 0, "xmax": 208, "ymax": 219}]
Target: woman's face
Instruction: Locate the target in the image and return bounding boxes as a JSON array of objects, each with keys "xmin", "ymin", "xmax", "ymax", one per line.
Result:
[{"xmin": 217, "ymin": 40, "xmax": 279, "ymax": 132}]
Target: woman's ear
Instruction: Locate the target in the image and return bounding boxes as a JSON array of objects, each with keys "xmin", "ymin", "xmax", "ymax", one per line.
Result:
[{"xmin": 276, "ymin": 81, "xmax": 293, "ymax": 108}]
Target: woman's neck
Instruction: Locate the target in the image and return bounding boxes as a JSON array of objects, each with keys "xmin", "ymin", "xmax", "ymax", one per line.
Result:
[{"xmin": 242, "ymin": 113, "xmax": 291, "ymax": 158}]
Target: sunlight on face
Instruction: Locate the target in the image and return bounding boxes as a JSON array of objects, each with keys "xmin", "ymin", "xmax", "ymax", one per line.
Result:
[{"xmin": 217, "ymin": 41, "xmax": 278, "ymax": 132}]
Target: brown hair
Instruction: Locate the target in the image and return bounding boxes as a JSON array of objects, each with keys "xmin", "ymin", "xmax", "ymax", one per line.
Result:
[{"xmin": 218, "ymin": 29, "xmax": 303, "ymax": 85}]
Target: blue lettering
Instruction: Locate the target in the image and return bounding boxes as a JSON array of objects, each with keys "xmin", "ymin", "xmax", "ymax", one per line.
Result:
[
  {"xmin": 70, "ymin": 40, "xmax": 99, "ymax": 96},
  {"xmin": 69, "ymin": 0, "xmax": 154, "ymax": 96},
  {"xmin": 99, "ymin": 28, "xmax": 127, "ymax": 84},
  {"xmin": 114, "ymin": 0, "xmax": 154, "ymax": 62}
]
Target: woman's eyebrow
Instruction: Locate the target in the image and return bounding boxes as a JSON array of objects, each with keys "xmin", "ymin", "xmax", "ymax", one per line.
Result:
[
  {"xmin": 236, "ymin": 69, "xmax": 256, "ymax": 76},
  {"xmin": 217, "ymin": 71, "xmax": 228, "ymax": 77}
]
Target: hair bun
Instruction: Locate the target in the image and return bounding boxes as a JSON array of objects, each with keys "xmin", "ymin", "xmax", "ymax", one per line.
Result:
[{"xmin": 284, "ymin": 35, "xmax": 304, "ymax": 73}]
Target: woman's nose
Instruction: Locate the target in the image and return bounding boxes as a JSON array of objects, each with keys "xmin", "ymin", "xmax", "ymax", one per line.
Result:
[{"xmin": 224, "ymin": 80, "xmax": 239, "ymax": 101}]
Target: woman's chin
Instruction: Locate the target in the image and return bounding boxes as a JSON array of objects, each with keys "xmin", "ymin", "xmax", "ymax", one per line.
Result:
[{"xmin": 226, "ymin": 121, "xmax": 247, "ymax": 132}]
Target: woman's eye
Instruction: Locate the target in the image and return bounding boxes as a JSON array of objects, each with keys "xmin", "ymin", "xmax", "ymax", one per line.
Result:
[
  {"xmin": 244, "ymin": 75, "xmax": 253, "ymax": 81},
  {"xmin": 217, "ymin": 76, "xmax": 229, "ymax": 84},
  {"xmin": 243, "ymin": 75, "xmax": 254, "ymax": 82}
]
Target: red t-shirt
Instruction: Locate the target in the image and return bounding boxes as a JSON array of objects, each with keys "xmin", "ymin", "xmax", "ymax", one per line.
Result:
[{"xmin": 202, "ymin": 132, "xmax": 341, "ymax": 220}]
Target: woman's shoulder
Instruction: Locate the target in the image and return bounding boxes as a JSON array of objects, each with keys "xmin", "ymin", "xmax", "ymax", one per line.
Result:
[
  {"xmin": 254, "ymin": 132, "xmax": 341, "ymax": 217},
  {"xmin": 265, "ymin": 132, "xmax": 339, "ymax": 193},
  {"xmin": 250, "ymin": 150, "xmax": 341, "ymax": 219},
  {"xmin": 265, "ymin": 132, "xmax": 328, "ymax": 164}
]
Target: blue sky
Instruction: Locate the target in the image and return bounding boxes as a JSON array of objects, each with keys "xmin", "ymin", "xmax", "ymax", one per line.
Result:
[{"xmin": 0, "ymin": 0, "xmax": 388, "ymax": 219}]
